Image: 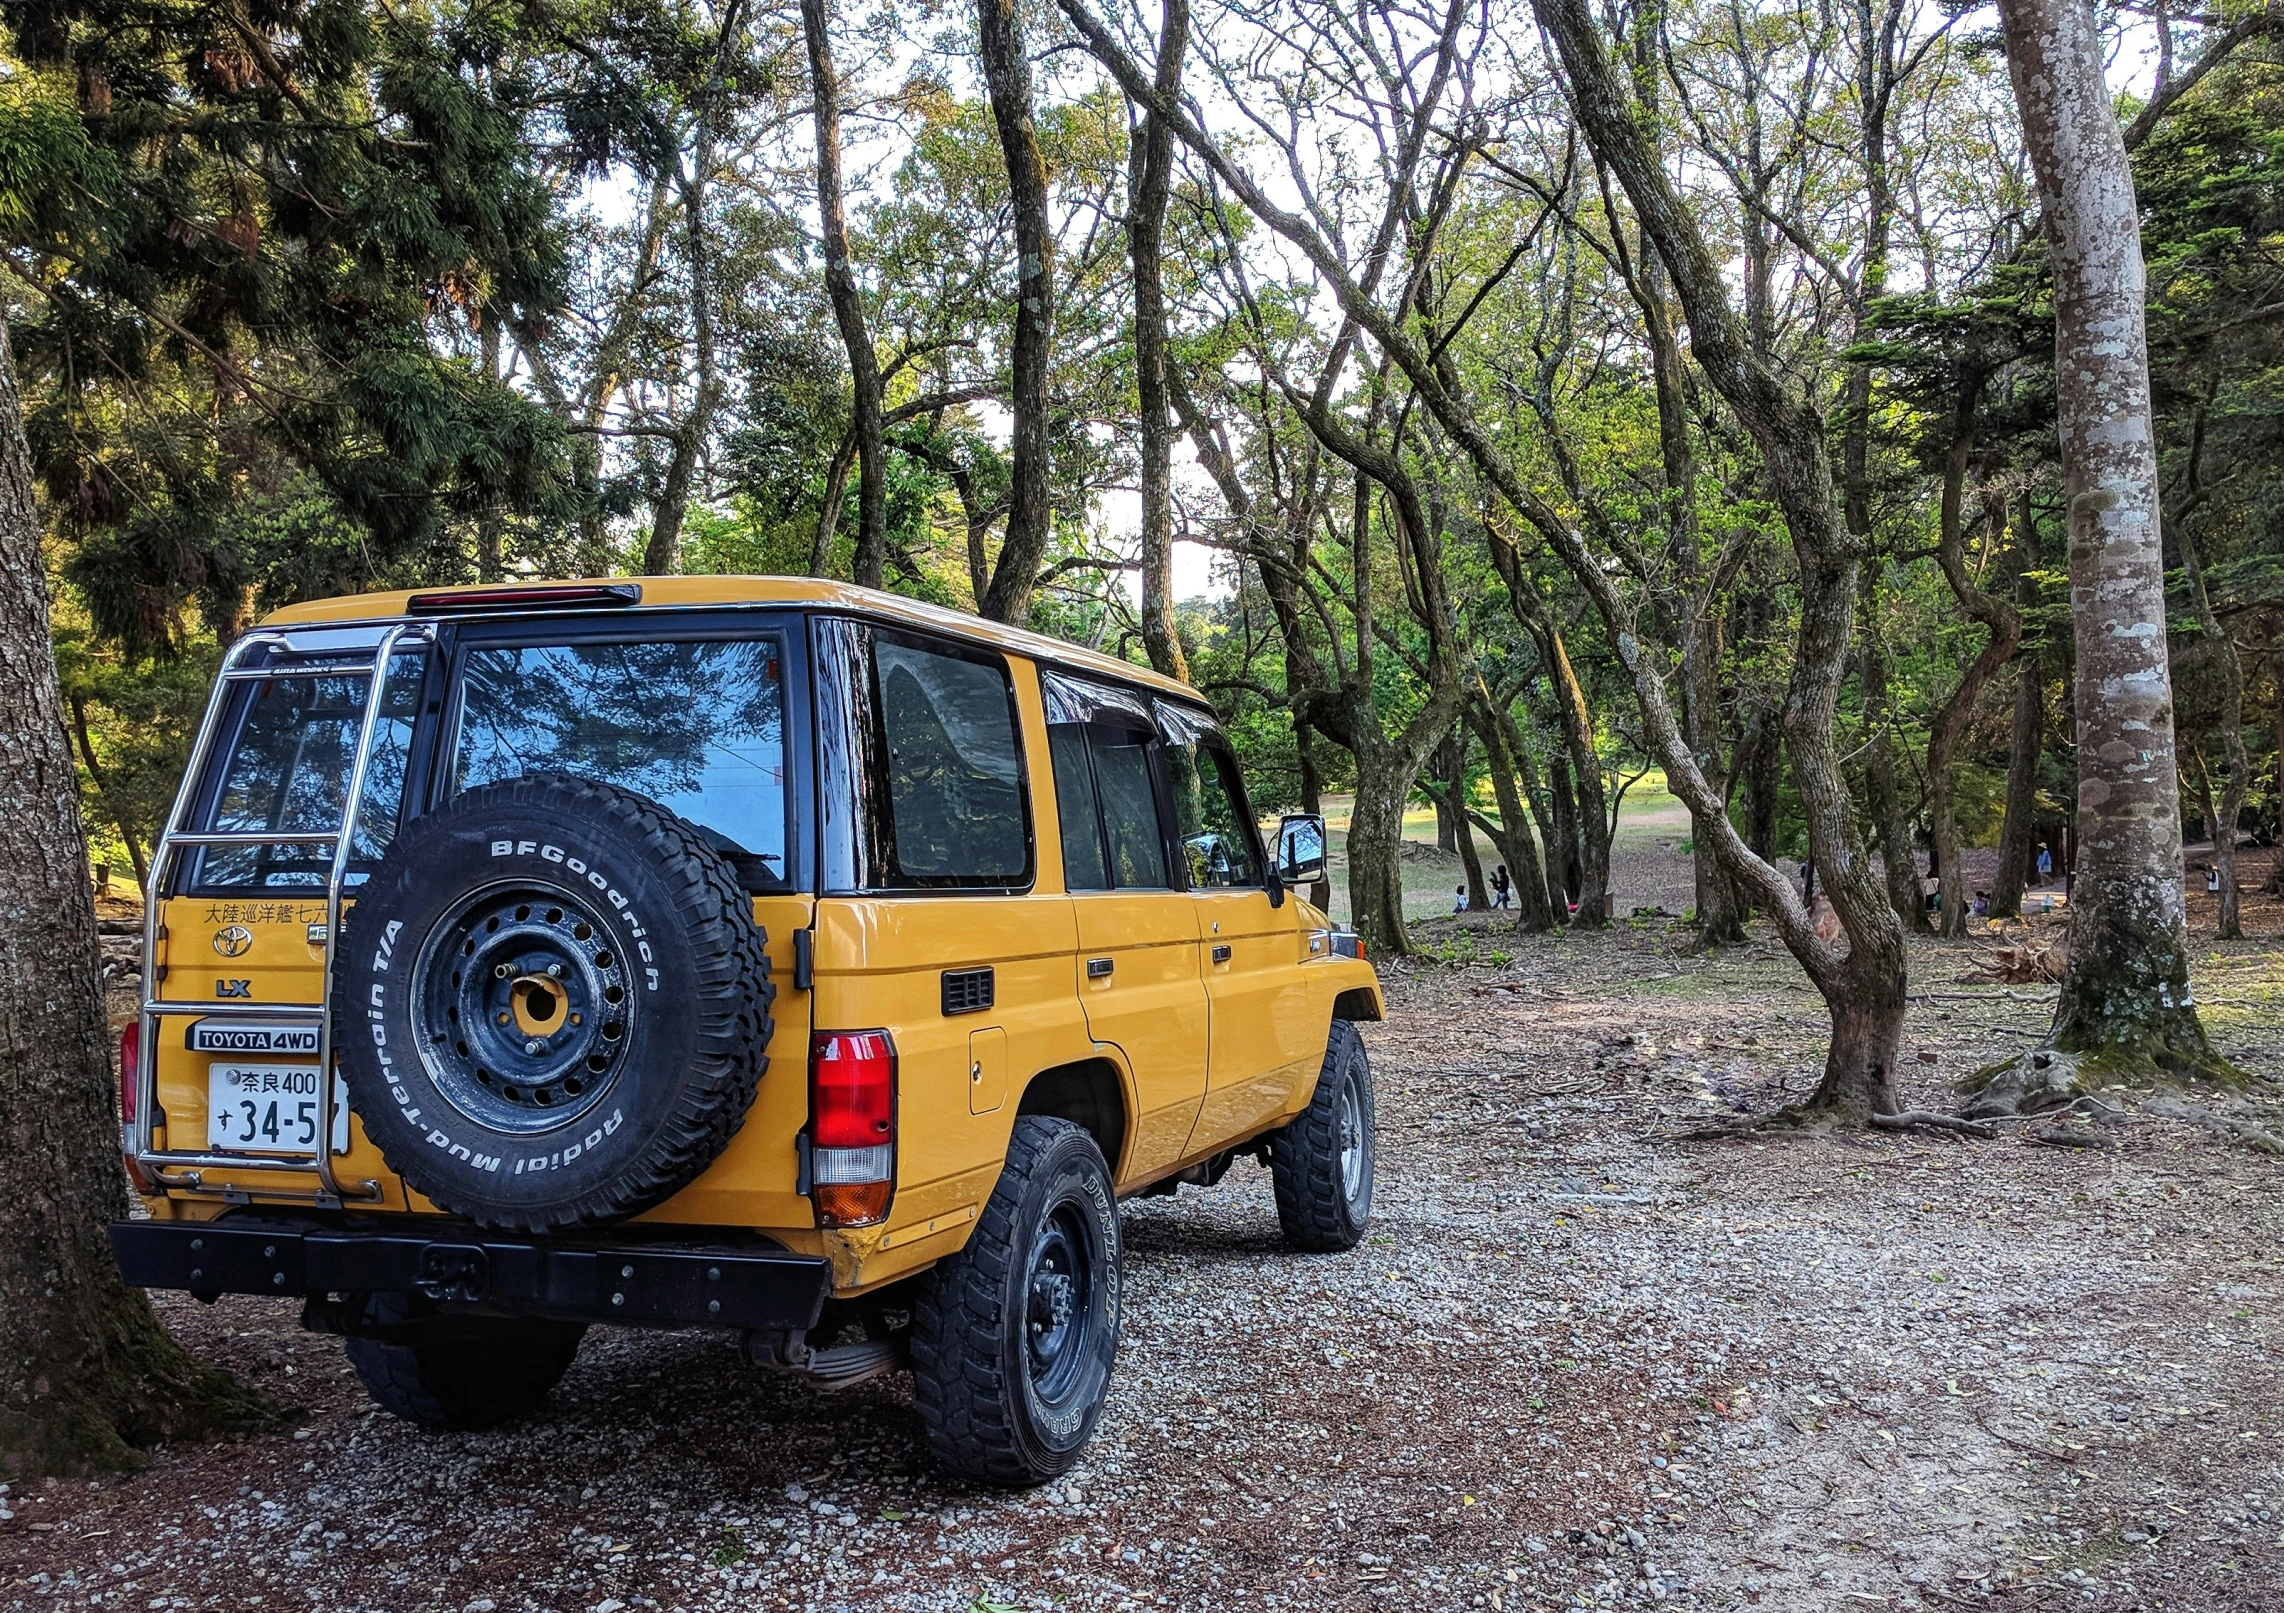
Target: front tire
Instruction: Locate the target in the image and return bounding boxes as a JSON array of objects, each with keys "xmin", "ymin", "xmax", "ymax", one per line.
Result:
[
  {"xmin": 911, "ymin": 1117, "xmax": 1122, "ymax": 1485},
  {"xmin": 1272, "ymin": 1020, "xmax": 1375, "ymax": 1251},
  {"xmin": 345, "ymin": 1318, "xmax": 586, "ymax": 1431}
]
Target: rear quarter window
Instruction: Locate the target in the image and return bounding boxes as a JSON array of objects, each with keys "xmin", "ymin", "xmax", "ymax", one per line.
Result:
[{"xmin": 868, "ymin": 635, "xmax": 1032, "ymax": 889}]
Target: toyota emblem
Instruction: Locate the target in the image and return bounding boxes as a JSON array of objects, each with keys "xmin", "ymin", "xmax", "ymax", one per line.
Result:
[{"xmin": 213, "ymin": 924, "xmax": 254, "ymax": 958}]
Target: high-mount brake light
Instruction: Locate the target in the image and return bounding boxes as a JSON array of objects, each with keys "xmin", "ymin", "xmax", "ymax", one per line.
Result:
[
  {"xmin": 405, "ymin": 583, "xmax": 643, "ymax": 615},
  {"xmin": 808, "ymin": 1030, "xmax": 896, "ymax": 1228}
]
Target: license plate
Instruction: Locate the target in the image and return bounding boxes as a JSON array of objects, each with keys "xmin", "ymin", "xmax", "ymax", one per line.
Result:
[{"xmin": 203, "ymin": 1064, "xmax": 349, "ymax": 1156}]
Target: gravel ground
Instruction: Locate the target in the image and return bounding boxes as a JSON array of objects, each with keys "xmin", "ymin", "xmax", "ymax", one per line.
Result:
[{"xmin": 11, "ymin": 914, "xmax": 2284, "ymax": 1613}]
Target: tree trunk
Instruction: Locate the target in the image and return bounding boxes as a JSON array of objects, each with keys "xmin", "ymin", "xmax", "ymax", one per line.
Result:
[
  {"xmin": 1431, "ymin": 732, "xmax": 1462, "ymax": 855},
  {"xmin": 643, "ymin": 114, "xmax": 725, "ymax": 578},
  {"xmin": 0, "ymin": 321, "xmax": 264, "ymax": 1476},
  {"xmin": 1548, "ymin": 750, "xmax": 1582, "ymax": 913},
  {"xmin": 1436, "ymin": 731, "xmax": 1488, "ymax": 910},
  {"xmin": 476, "ymin": 319, "xmax": 505, "ymax": 583},
  {"xmin": 1998, "ymin": 0, "xmax": 2217, "ymax": 1073},
  {"xmin": 1466, "ymin": 689, "xmax": 1556, "ymax": 931},
  {"xmin": 1502, "ymin": 564, "xmax": 1609, "ymax": 923},
  {"xmin": 802, "ymin": 0, "xmax": 888, "ymax": 590},
  {"xmin": 2175, "ymin": 479, "xmax": 2246, "ymax": 939},
  {"xmin": 1344, "ymin": 753, "xmax": 1414, "ymax": 957},
  {"xmin": 1927, "ymin": 454, "xmax": 2023, "ymax": 938},
  {"xmin": 977, "ymin": 0, "xmax": 1057, "ymax": 626},
  {"xmin": 1992, "ymin": 607, "xmax": 2046, "ymax": 919},
  {"xmin": 1860, "ymin": 565, "xmax": 1930, "ymax": 932},
  {"xmin": 1127, "ymin": 0, "xmax": 1189, "ymax": 679},
  {"xmin": 1529, "ymin": 0, "xmax": 1911, "ymax": 1117},
  {"xmin": 1294, "ymin": 717, "xmax": 1332, "ymax": 910}
]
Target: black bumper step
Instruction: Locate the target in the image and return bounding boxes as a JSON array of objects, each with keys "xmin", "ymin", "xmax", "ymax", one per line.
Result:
[{"xmin": 110, "ymin": 1218, "xmax": 832, "ymax": 1332}]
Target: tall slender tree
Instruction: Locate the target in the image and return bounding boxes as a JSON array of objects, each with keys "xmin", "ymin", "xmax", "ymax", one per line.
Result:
[
  {"xmin": 1978, "ymin": 0, "xmax": 2224, "ymax": 1103},
  {"xmin": 801, "ymin": 0, "xmax": 889, "ymax": 589}
]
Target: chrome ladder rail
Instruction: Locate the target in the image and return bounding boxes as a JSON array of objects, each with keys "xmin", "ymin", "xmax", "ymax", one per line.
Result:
[{"xmin": 131, "ymin": 624, "xmax": 427, "ymax": 1205}]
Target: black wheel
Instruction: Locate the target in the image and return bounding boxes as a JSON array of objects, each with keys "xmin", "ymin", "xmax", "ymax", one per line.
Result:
[
  {"xmin": 1272, "ymin": 1020, "xmax": 1374, "ymax": 1251},
  {"xmin": 346, "ymin": 1318, "xmax": 586, "ymax": 1431},
  {"xmin": 336, "ymin": 775, "xmax": 773, "ymax": 1232},
  {"xmin": 911, "ymin": 1117, "xmax": 1122, "ymax": 1486}
]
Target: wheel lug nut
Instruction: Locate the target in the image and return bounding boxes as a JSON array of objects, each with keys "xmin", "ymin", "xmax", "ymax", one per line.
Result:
[
  {"xmin": 547, "ymin": 963, "xmax": 563, "ymax": 977},
  {"xmin": 494, "ymin": 963, "xmax": 512, "ymax": 978},
  {"xmin": 525, "ymin": 1040, "xmax": 542, "ymax": 1055}
]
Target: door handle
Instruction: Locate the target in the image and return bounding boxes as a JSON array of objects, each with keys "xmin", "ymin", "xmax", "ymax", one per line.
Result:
[
  {"xmin": 1086, "ymin": 957, "xmax": 1114, "ymax": 979},
  {"xmin": 1211, "ymin": 944, "xmax": 1232, "ymax": 964}
]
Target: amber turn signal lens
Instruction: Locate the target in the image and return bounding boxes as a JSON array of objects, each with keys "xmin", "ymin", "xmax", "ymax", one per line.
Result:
[{"xmin": 813, "ymin": 1181, "xmax": 894, "ymax": 1228}]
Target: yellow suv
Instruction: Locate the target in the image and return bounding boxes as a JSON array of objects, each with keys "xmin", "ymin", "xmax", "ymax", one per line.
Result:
[{"xmin": 110, "ymin": 578, "xmax": 1382, "ymax": 1484}]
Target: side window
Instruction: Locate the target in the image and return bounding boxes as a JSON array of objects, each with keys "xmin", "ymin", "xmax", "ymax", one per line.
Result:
[
  {"xmin": 872, "ymin": 638, "xmax": 1031, "ymax": 886},
  {"xmin": 1087, "ymin": 725, "xmax": 1173, "ymax": 889},
  {"xmin": 1049, "ymin": 724, "xmax": 1110, "ymax": 892},
  {"xmin": 1160, "ymin": 707, "xmax": 1262, "ymax": 888}
]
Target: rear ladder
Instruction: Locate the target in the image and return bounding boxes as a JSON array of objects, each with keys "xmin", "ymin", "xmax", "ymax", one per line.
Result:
[{"xmin": 127, "ymin": 622, "xmax": 429, "ymax": 1206}]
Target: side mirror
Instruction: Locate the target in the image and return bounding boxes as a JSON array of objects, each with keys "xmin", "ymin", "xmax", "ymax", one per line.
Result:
[{"xmin": 1276, "ymin": 814, "xmax": 1328, "ymax": 889}]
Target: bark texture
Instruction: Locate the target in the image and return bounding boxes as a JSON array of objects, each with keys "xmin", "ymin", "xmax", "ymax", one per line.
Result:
[
  {"xmin": 977, "ymin": 0, "xmax": 1057, "ymax": 625},
  {"xmin": 0, "ymin": 322, "xmax": 265, "ymax": 1476},
  {"xmin": 801, "ymin": 0, "xmax": 889, "ymax": 589},
  {"xmin": 1128, "ymin": 0, "xmax": 1190, "ymax": 680},
  {"xmin": 1997, "ymin": 0, "xmax": 2216, "ymax": 1073}
]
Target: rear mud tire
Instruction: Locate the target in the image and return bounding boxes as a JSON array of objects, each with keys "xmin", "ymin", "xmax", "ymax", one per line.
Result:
[
  {"xmin": 337, "ymin": 775, "xmax": 772, "ymax": 1232},
  {"xmin": 911, "ymin": 1117, "xmax": 1121, "ymax": 1486},
  {"xmin": 1272, "ymin": 1021, "xmax": 1375, "ymax": 1252},
  {"xmin": 345, "ymin": 1320, "xmax": 586, "ymax": 1431}
]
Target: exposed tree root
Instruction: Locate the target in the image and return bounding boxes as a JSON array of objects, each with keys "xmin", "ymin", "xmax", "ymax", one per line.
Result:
[
  {"xmin": 1960, "ymin": 1041, "xmax": 2250, "ymax": 1120},
  {"xmin": 1674, "ymin": 1104, "xmax": 1996, "ymax": 1142},
  {"xmin": 2143, "ymin": 1095, "xmax": 2284, "ymax": 1156},
  {"xmin": 1868, "ymin": 1109, "xmax": 1996, "ymax": 1140}
]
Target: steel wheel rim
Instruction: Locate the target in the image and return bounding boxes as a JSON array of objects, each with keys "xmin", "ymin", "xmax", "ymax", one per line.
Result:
[
  {"xmin": 412, "ymin": 881, "xmax": 632, "ymax": 1134},
  {"xmin": 1338, "ymin": 1069, "xmax": 1368, "ymax": 1207},
  {"xmin": 1024, "ymin": 1199, "xmax": 1098, "ymax": 1408}
]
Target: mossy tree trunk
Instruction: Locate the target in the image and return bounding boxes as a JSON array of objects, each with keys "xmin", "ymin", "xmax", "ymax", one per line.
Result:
[
  {"xmin": 0, "ymin": 321, "xmax": 265, "ymax": 1477},
  {"xmin": 1997, "ymin": 0, "xmax": 2218, "ymax": 1074}
]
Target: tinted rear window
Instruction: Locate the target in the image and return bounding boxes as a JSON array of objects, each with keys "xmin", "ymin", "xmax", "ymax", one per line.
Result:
[{"xmin": 451, "ymin": 638, "xmax": 788, "ymax": 887}]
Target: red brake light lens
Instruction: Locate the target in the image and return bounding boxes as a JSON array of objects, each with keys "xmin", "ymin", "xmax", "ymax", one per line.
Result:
[
  {"xmin": 809, "ymin": 1031, "xmax": 896, "ymax": 1228},
  {"xmin": 812, "ymin": 1031, "xmax": 894, "ymax": 1147},
  {"xmin": 118, "ymin": 1020, "xmax": 140, "ymax": 1126}
]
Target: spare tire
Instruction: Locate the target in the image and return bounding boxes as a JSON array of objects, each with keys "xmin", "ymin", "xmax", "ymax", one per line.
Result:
[{"xmin": 336, "ymin": 775, "xmax": 773, "ymax": 1231}]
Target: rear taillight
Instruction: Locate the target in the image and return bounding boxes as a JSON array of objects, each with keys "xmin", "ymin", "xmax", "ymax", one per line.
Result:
[
  {"xmin": 809, "ymin": 1030, "xmax": 895, "ymax": 1227},
  {"xmin": 118, "ymin": 1020, "xmax": 140, "ymax": 1127}
]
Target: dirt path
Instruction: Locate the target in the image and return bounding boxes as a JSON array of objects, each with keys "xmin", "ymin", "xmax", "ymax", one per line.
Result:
[{"xmin": 10, "ymin": 922, "xmax": 2284, "ymax": 1613}]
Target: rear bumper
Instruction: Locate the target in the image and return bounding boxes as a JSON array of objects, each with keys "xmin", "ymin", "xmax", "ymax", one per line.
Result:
[{"xmin": 109, "ymin": 1217, "xmax": 832, "ymax": 1333}]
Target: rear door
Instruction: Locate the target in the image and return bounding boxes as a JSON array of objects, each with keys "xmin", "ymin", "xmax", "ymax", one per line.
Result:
[
  {"xmin": 1158, "ymin": 703, "xmax": 1320, "ymax": 1150},
  {"xmin": 1041, "ymin": 674, "xmax": 1207, "ymax": 1179},
  {"xmin": 437, "ymin": 617, "xmax": 815, "ymax": 1227}
]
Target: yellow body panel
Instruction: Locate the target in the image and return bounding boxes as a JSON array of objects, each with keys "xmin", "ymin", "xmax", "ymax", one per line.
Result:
[{"xmin": 141, "ymin": 580, "xmax": 1384, "ymax": 1293}]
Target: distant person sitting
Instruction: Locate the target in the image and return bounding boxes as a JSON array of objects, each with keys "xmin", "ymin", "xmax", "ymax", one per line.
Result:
[
  {"xmin": 1492, "ymin": 864, "xmax": 1512, "ymax": 909},
  {"xmin": 2207, "ymin": 865, "xmax": 2221, "ymax": 894},
  {"xmin": 1971, "ymin": 891, "xmax": 1990, "ymax": 919},
  {"xmin": 1453, "ymin": 884, "xmax": 1469, "ymax": 914}
]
